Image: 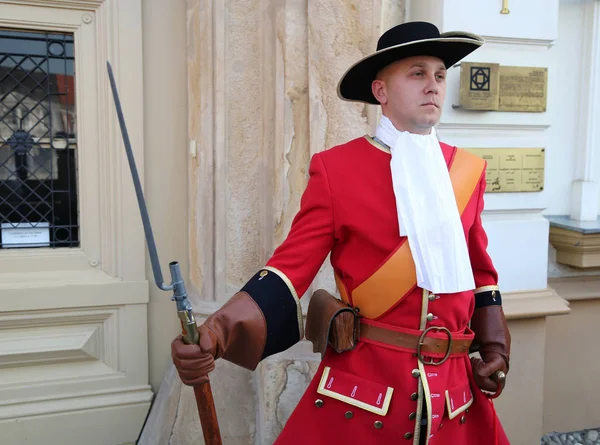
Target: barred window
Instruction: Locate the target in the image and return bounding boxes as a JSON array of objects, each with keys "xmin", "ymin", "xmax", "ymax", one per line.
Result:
[{"xmin": 0, "ymin": 29, "xmax": 78, "ymax": 248}]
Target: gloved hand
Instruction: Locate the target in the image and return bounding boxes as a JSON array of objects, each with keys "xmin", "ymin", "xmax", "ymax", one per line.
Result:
[
  {"xmin": 171, "ymin": 324, "xmax": 218, "ymax": 386},
  {"xmin": 469, "ymin": 305, "xmax": 511, "ymax": 396},
  {"xmin": 170, "ymin": 291, "xmax": 267, "ymax": 386}
]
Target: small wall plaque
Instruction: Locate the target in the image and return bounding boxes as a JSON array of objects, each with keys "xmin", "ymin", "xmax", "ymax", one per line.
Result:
[
  {"xmin": 462, "ymin": 148, "xmax": 545, "ymax": 193},
  {"xmin": 459, "ymin": 62, "xmax": 500, "ymax": 111},
  {"xmin": 497, "ymin": 66, "xmax": 548, "ymax": 112},
  {"xmin": 458, "ymin": 63, "xmax": 548, "ymax": 112}
]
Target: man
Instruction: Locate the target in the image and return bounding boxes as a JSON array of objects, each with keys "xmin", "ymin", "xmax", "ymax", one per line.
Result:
[{"xmin": 172, "ymin": 21, "xmax": 511, "ymax": 445}]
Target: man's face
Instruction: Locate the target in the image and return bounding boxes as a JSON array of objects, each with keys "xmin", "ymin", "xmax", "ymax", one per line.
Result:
[{"xmin": 371, "ymin": 56, "xmax": 447, "ymax": 134}]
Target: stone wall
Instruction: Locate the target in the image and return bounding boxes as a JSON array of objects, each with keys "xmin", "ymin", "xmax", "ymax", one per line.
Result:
[
  {"xmin": 139, "ymin": 1, "xmax": 405, "ymax": 444},
  {"xmin": 186, "ymin": 0, "xmax": 404, "ymax": 305}
]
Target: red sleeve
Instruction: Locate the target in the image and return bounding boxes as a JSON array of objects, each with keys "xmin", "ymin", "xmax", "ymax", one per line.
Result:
[
  {"xmin": 468, "ymin": 169, "xmax": 499, "ymax": 290},
  {"xmin": 266, "ymin": 152, "xmax": 335, "ymax": 298}
]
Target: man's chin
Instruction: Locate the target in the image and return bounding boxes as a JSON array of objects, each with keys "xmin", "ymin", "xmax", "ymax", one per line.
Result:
[
  {"xmin": 415, "ymin": 119, "xmax": 440, "ymax": 132},
  {"xmin": 416, "ymin": 112, "xmax": 441, "ymax": 126}
]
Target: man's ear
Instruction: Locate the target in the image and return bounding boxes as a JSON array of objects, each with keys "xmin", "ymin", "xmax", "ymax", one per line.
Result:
[{"xmin": 371, "ymin": 79, "xmax": 387, "ymax": 105}]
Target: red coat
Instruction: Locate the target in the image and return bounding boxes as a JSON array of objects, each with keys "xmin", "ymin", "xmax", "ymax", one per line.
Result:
[{"xmin": 263, "ymin": 135, "xmax": 510, "ymax": 445}]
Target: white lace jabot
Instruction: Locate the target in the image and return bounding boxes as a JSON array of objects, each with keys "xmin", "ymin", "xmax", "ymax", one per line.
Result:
[{"xmin": 374, "ymin": 115, "xmax": 475, "ymax": 294}]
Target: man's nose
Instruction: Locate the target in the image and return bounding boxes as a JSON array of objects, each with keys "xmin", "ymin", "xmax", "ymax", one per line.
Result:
[{"xmin": 424, "ymin": 74, "xmax": 439, "ymax": 94}]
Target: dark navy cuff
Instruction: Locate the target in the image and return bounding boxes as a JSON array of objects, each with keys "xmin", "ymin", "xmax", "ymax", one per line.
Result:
[
  {"xmin": 242, "ymin": 267, "xmax": 302, "ymax": 360},
  {"xmin": 474, "ymin": 287, "xmax": 502, "ymax": 309}
]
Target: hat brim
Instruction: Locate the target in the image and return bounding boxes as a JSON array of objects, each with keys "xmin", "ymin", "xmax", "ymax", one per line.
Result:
[{"xmin": 337, "ymin": 34, "xmax": 484, "ymax": 105}]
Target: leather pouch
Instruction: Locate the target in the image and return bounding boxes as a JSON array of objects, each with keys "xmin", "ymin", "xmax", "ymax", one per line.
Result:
[{"xmin": 305, "ymin": 289, "xmax": 359, "ymax": 356}]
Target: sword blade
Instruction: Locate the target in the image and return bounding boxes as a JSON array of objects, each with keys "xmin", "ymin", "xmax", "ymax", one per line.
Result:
[{"xmin": 106, "ymin": 61, "xmax": 171, "ymax": 292}]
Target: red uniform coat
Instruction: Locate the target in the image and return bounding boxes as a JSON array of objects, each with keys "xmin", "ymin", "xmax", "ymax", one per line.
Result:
[{"xmin": 260, "ymin": 135, "xmax": 509, "ymax": 445}]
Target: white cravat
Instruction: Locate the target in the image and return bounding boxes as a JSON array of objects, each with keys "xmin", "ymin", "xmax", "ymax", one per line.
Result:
[{"xmin": 375, "ymin": 115, "xmax": 475, "ymax": 294}]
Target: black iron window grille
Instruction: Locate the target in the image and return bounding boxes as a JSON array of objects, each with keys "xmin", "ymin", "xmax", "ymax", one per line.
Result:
[{"xmin": 0, "ymin": 29, "xmax": 79, "ymax": 248}]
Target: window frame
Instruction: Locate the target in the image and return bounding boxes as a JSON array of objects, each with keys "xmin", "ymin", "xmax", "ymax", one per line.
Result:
[{"xmin": 0, "ymin": 0, "xmax": 147, "ymax": 308}]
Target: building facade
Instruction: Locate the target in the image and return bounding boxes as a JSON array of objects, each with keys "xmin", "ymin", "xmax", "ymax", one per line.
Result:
[{"xmin": 0, "ymin": 1, "xmax": 599, "ymax": 444}]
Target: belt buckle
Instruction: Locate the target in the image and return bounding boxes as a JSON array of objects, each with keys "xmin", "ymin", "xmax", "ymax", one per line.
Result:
[{"xmin": 417, "ymin": 326, "xmax": 453, "ymax": 366}]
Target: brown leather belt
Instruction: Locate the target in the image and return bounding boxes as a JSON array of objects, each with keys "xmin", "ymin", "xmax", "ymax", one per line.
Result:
[{"xmin": 359, "ymin": 322, "xmax": 473, "ymax": 366}]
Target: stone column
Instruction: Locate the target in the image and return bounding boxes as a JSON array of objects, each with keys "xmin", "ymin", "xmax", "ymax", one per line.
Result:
[{"xmin": 140, "ymin": 1, "xmax": 404, "ymax": 443}]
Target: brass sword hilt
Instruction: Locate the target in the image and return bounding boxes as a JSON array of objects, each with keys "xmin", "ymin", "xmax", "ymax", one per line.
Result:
[{"xmin": 488, "ymin": 369, "xmax": 506, "ymax": 399}]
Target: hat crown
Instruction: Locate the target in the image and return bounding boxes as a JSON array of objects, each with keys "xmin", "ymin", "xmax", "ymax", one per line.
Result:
[{"xmin": 376, "ymin": 21, "xmax": 441, "ymax": 51}]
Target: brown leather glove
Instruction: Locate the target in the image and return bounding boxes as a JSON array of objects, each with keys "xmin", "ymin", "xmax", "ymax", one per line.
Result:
[
  {"xmin": 469, "ymin": 305, "xmax": 511, "ymax": 396},
  {"xmin": 171, "ymin": 292, "xmax": 267, "ymax": 386},
  {"xmin": 171, "ymin": 324, "xmax": 218, "ymax": 386}
]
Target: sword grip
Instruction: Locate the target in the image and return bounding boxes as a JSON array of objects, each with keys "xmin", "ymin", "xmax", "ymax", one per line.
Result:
[{"xmin": 487, "ymin": 370, "xmax": 506, "ymax": 400}]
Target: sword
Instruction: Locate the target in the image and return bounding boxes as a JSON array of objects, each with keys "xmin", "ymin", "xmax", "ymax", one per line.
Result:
[{"xmin": 106, "ymin": 61, "xmax": 222, "ymax": 445}]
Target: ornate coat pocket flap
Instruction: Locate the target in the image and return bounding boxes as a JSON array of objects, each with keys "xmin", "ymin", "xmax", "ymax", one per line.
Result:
[
  {"xmin": 316, "ymin": 366, "xmax": 394, "ymax": 416},
  {"xmin": 445, "ymin": 381, "xmax": 474, "ymax": 420}
]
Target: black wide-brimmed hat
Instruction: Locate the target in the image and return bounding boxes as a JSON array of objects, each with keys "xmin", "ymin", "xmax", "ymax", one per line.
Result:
[{"xmin": 338, "ymin": 21, "xmax": 484, "ymax": 105}]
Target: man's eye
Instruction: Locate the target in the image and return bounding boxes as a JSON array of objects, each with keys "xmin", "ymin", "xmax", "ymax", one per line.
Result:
[
  {"xmin": 413, "ymin": 72, "xmax": 424, "ymax": 76},
  {"xmin": 436, "ymin": 74, "xmax": 446, "ymax": 80}
]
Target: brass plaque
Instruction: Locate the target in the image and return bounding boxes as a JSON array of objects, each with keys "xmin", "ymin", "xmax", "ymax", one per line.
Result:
[
  {"xmin": 498, "ymin": 66, "xmax": 548, "ymax": 112},
  {"xmin": 463, "ymin": 148, "xmax": 545, "ymax": 193},
  {"xmin": 459, "ymin": 62, "xmax": 500, "ymax": 111},
  {"xmin": 458, "ymin": 63, "xmax": 548, "ymax": 112}
]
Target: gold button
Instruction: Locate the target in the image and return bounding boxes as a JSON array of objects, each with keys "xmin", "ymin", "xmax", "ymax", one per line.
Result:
[
  {"xmin": 460, "ymin": 415, "xmax": 466, "ymax": 424},
  {"xmin": 427, "ymin": 313, "xmax": 434, "ymax": 321},
  {"xmin": 428, "ymin": 293, "xmax": 436, "ymax": 301},
  {"xmin": 408, "ymin": 412, "xmax": 416, "ymax": 420},
  {"xmin": 314, "ymin": 399, "xmax": 324, "ymax": 408},
  {"xmin": 404, "ymin": 432, "xmax": 413, "ymax": 439},
  {"xmin": 410, "ymin": 392, "xmax": 418, "ymax": 400},
  {"xmin": 374, "ymin": 420, "xmax": 383, "ymax": 429},
  {"xmin": 411, "ymin": 369, "xmax": 420, "ymax": 378},
  {"xmin": 345, "ymin": 411, "xmax": 353, "ymax": 419}
]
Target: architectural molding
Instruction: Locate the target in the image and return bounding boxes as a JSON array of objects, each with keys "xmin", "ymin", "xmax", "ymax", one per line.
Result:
[
  {"xmin": 482, "ymin": 209, "xmax": 548, "ymax": 219},
  {"xmin": 0, "ymin": 273, "xmax": 146, "ymax": 311},
  {"xmin": 0, "ymin": 305, "xmax": 152, "ymax": 419},
  {"xmin": 548, "ymin": 275, "xmax": 600, "ymax": 301},
  {"xmin": 549, "ymin": 226, "xmax": 600, "ymax": 269},
  {"xmin": 0, "ymin": 0, "xmax": 104, "ymax": 10},
  {"xmin": 502, "ymin": 288, "xmax": 570, "ymax": 320},
  {"xmin": 571, "ymin": 0, "xmax": 600, "ymax": 220},
  {"xmin": 437, "ymin": 123, "xmax": 550, "ymax": 133},
  {"xmin": 1, "ymin": 396, "xmax": 150, "ymax": 445},
  {"xmin": 0, "ymin": 310, "xmax": 113, "ymax": 368},
  {"xmin": 480, "ymin": 35, "xmax": 556, "ymax": 49},
  {"xmin": 0, "ymin": 387, "xmax": 152, "ymax": 420}
]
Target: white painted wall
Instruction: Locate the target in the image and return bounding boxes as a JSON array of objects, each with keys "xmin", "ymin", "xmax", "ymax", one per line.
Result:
[
  {"xmin": 141, "ymin": 0, "xmax": 189, "ymax": 393},
  {"xmin": 545, "ymin": 0, "xmax": 586, "ymax": 216},
  {"xmin": 415, "ymin": 0, "xmax": 600, "ymax": 290},
  {"xmin": 409, "ymin": 0, "xmax": 559, "ymax": 41},
  {"xmin": 437, "ymin": 48, "xmax": 558, "ymax": 291}
]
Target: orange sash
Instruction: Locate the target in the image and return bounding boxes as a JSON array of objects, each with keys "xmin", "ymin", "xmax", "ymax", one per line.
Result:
[{"xmin": 336, "ymin": 148, "xmax": 485, "ymax": 319}]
